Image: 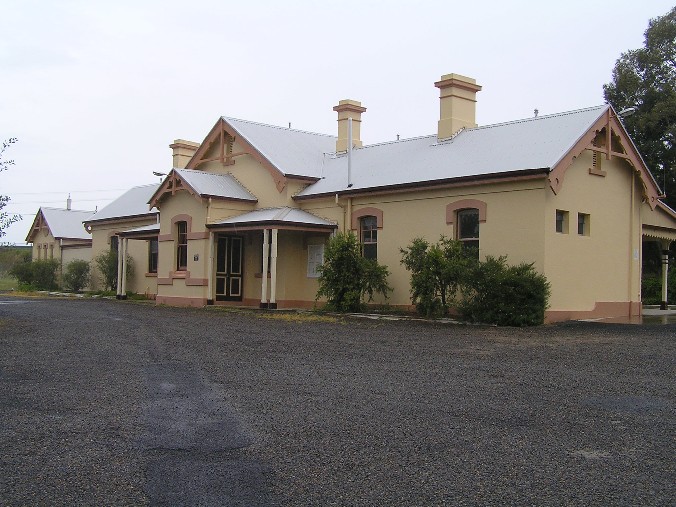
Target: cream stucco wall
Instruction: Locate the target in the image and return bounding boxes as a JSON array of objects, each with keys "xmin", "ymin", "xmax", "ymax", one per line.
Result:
[
  {"xmin": 301, "ymin": 178, "xmax": 547, "ymax": 307},
  {"xmin": 543, "ymin": 151, "xmax": 642, "ymax": 315},
  {"xmin": 156, "ymin": 191, "xmax": 210, "ymax": 303},
  {"xmin": 89, "ymin": 216, "xmax": 159, "ymax": 294}
]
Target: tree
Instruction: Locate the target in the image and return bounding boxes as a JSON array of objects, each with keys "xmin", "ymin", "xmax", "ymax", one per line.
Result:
[
  {"xmin": 400, "ymin": 236, "xmax": 476, "ymax": 317},
  {"xmin": 603, "ymin": 7, "xmax": 676, "ymax": 207},
  {"xmin": 63, "ymin": 260, "xmax": 91, "ymax": 293},
  {"xmin": 94, "ymin": 250, "xmax": 134, "ymax": 292},
  {"xmin": 316, "ymin": 232, "xmax": 391, "ymax": 312},
  {"xmin": 0, "ymin": 138, "xmax": 21, "ymax": 238}
]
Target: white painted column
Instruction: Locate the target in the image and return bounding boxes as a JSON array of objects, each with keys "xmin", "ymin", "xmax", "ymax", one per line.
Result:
[
  {"xmin": 661, "ymin": 240, "xmax": 670, "ymax": 310},
  {"xmin": 261, "ymin": 229, "xmax": 269, "ymax": 307},
  {"xmin": 270, "ymin": 229, "xmax": 278, "ymax": 308},
  {"xmin": 120, "ymin": 238, "xmax": 128, "ymax": 299},
  {"xmin": 116, "ymin": 237, "xmax": 123, "ymax": 298},
  {"xmin": 207, "ymin": 233, "xmax": 215, "ymax": 304}
]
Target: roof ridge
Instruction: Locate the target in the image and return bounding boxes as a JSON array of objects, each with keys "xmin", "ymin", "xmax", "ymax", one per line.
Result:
[
  {"xmin": 333, "ymin": 134, "xmax": 436, "ymax": 154},
  {"xmin": 472, "ymin": 105, "xmax": 607, "ymax": 131},
  {"xmin": 223, "ymin": 116, "xmax": 335, "ymax": 138},
  {"xmin": 41, "ymin": 207, "xmax": 96, "ymax": 212}
]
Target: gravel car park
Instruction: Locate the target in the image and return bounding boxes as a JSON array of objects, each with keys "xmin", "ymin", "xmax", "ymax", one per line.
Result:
[{"xmin": 1, "ymin": 296, "xmax": 674, "ymax": 506}]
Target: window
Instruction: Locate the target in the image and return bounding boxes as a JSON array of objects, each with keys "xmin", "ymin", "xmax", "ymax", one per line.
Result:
[
  {"xmin": 110, "ymin": 235, "xmax": 119, "ymax": 252},
  {"xmin": 578, "ymin": 213, "xmax": 590, "ymax": 236},
  {"xmin": 307, "ymin": 244, "xmax": 325, "ymax": 278},
  {"xmin": 37, "ymin": 245, "xmax": 41, "ymax": 260},
  {"xmin": 555, "ymin": 210, "xmax": 569, "ymax": 234},
  {"xmin": 176, "ymin": 221, "xmax": 188, "ymax": 270},
  {"xmin": 360, "ymin": 216, "xmax": 378, "ymax": 260},
  {"xmin": 148, "ymin": 239, "xmax": 158, "ymax": 273},
  {"xmin": 49, "ymin": 244, "xmax": 54, "ymax": 259},
  {"xmin": 457, "ymin": 208, "xmax": 479, "ymax": 256}
]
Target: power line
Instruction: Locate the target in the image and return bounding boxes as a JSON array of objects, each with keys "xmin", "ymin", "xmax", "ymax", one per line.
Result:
[{"xmin": 9, "ymin": 188, "xmax": 130, "ymax": 196}]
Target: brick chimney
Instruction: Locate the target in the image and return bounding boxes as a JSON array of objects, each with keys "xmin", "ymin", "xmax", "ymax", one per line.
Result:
[
  {"xmin": 435, "ymin": 73, "xmax": 482, "ymax": 140},
  {"xmin": 169, "ymin": 139, "xmax": 200, "ymax": 168},
  {"xmin": 333, "ymin": 100, "xmax": 366, "ymax": 152}
]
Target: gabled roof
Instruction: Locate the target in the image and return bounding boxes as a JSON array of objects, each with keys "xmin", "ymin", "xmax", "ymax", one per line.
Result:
[
  {"xmin": 298, "ymin": 106, "xmax": 608, "ymax": 197},
  {"xmin": 85, "ymin": 183, "xmax": 159, "ymax": 224},
  {"xmin": 292, "ymin": 105, "xmax": 663, "ymax": 208},
  {"xmin": 224, "ymin": 117, "xmax": 337, "ymax": 179},
  {"xmin": 207, "ymin": 207, "xmax": 337, "ymax": 231},
  {"xmin": 26, "ymin": 207, "xmax": 94, "ymax": 242},
  {"xmin": 148, "ymin": 168, "xmax": 257, "ymax": 207}
]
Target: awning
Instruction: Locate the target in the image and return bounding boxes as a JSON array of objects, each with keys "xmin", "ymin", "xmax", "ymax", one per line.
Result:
[
  {"xmin": 118, "ymin": 223, "xmax": 160, "ymax": 240},
  {"xmin": 207, "ymin": 207, "xmax": 337, "ymax": 233}
]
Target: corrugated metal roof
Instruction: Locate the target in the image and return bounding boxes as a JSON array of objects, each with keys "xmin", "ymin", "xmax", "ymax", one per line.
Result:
[
  {"xmin": 120, "ymin": 224, "xmax": 160, "ymax": 236},
  {"xmin": 297, "ymin": 105, "xmax": 608, "ymax": 197},
  {"xmin": 175, "ymin": 169, "xmax": 257, "ymax": 201},
  {"xmin": 225, "ymin": 117, "xmax": 337, "ymax": 178},
  {"xmin": 86, "ymin": 183, "xmax": 159, "ymax": 223},
  {"xmin": 211, "ymin": 207, "xmax": 336, "ymax": 227},
  {"xmin": 38, "ymin": 207, "xmax": 94, "ymax": 240}
]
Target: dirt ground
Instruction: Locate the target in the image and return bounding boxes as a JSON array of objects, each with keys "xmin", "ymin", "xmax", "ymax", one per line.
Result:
[{"xmin": 0, "ymin": 296, "xmax": 674, "ymax": 506}]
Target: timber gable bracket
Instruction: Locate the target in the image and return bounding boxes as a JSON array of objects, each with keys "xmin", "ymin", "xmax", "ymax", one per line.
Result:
[
  {"xmin": 185, "ymin": 117, "xmax": 291, "ymax": 193},
  {"xmin": 548, "ymin": 106, "xmax": 663, "ymax": 210}
]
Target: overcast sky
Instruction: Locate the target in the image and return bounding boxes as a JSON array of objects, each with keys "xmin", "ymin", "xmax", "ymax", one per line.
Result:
[{"xmin": 1, "ymin": 0, "xmax": 674, "ymax": 244}]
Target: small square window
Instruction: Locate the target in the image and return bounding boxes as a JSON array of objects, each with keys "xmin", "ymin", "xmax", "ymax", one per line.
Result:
[
  {"xmin": 578, "ymin": 213, "xmax": 590, "ymax": 236},
  {"xmin": 556, "ymin": 210, "xmax": 569, "ymax": 234}
]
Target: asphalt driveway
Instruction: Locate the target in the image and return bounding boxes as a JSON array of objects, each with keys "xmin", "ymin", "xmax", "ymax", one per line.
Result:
[{"xmin": 0, "ymin": 296, "xmax": 674, "ymax": 506}]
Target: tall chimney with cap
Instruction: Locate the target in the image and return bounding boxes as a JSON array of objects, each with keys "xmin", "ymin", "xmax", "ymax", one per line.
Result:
[
  {"xmin": 169, "ymin": 139, "xmax": 200, "ymax": 168},
  {"xmin": 435, "ymin": 73, "xmax": 482, "ymax": 140},
  {"xmin": 66, "ymin": 193, "xmax": 72, "ymax": 211},
  {"xmin": 333, "ymin": 100, "xmax": 366, "ymax": 152}
]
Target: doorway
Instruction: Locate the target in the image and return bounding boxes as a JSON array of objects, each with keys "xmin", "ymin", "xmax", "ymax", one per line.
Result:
[{"xmin": 215, "ymin": 235, "xmax": 243, "ymax": 301}]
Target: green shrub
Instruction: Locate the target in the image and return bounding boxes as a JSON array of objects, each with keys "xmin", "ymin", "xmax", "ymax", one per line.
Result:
[
  {"xmin": 9, "ymin": 259, "xmax": 60, "ymax": 290},
  {"xmin": 95, "ymin": 250, "xmax": 134, "ymax": 291},
  {"xmin": 316, "ymin": 232, "xmax": 391, "ymax": 312},
  {"xmin": 63, "ymin": 259, "xmax": 90, "ymax": 293},
  {"xmin": 400, "ymin": 236, "xmax": 476, "ymax": 317},
  {"xmin": 459, "ymin": 256, "xmax": 551, "ymax": 326},
  {"xmin": 642, "ymin": 266, "xmax": 676, "ymax": 304},
  {"xmin": 0, "ymin": 247, "xmax": 30, "ymax": 277}
]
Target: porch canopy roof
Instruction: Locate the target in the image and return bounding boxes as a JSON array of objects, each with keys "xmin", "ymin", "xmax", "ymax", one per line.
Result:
[
  {"xmin": 643, "ymin": 202, "xmax": 676, "ymax": 243},
  {"xmin": 118, "ymin": 223, "xmax": 160, "ymax": 240},
  {"xmin": 207, "ymin": 207, "xmax": 337, "ymax": 233}
]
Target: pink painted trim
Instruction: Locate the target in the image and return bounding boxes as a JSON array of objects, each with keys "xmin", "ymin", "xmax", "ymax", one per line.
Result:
[
  {"xmin": 351, "ymin": 207, "xmax": 383, "ymax": 230},
  {"xmin": 158, "ymin": 234, "xmax": 173, "ymax": 242},
  {"xmin": 186, "ymin": 231, "xmax": 209, "ymax": 240},
  {"xmin": 186, "ymin": 278, "xmax": 208, "ymax": 286},
  {"xmin": 446, "ymin": 199, "xmax": 487, "ymax": 224},
  {"xmin": 545, "ymin": 301, "xmax": 642, "ymax": 323},
  {"xmin": 155, "ymin": 296, "xmax": 208, "ymax": 307},
  {"xmin": 145, "ymin": 272, "xmax": 158, "ymax": 278},
  {"xmin": 171, "ymin": 214, "xmax": 193, "ymax": 229}
]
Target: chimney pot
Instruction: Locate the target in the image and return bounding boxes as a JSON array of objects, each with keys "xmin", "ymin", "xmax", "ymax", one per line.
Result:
[
  {"xmin": 435, "ymin": 73, "xmax": 481, "ymax": 140},
  {"xmin": 333, "ymin": 99, "xmax": 366, "ymax": 152},
  {"xmin": 66, "ymin": 193, "xmax": 72, "ymax": 211}
]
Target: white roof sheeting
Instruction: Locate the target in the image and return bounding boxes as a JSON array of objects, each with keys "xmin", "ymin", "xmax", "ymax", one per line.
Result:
[
  {"xmin": 225, "ymin": 117, "xmax": 337, "ymax": 178},
  {"xmin": 210, "ymin": 207, "xmax": 336, "ymax": 228},
  {"xmin": 297, "ymin": 105, "xmax": 608, "ymax": 197},
  {"xmin": 38, "ymin": 207, "xmax": 94, "ymax": 240},
  {"xmin": 86, "ymin": 183, "xmax": 159, "ymax": 223},
  {"xmin": 175, "ymin": 168, "xmax": 257, "ymax": 201},
  {"xmin": 119, "ymin": 223, "xmax": 160, "ymax": 236}
]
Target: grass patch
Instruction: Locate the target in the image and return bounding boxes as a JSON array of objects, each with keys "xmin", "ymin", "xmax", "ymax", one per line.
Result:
[
  {"xmin": 0, "ymin": 276, "xmax": 17, "ymax": 291},
  {"xmin": 258, "ymin": 312, "xmax": 339, "ymax": 324}
]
